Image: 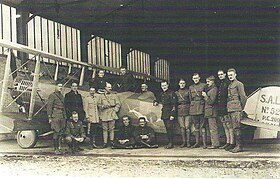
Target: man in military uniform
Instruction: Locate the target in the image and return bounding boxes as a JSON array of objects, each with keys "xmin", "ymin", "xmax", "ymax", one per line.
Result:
[
  {"xmin": 189, "ymin": 73, "xmax": 207, "ymax": 148},
  {"xmin": 133, "ymin": 117, "xmax": 158, "ymax": 148},
  {"xmin": 175, "ymin": 78, "xmax": 191, "ymax": 148},
  {"xmin": 115, "ymin": 66, "xmax": 135, "ymax": 92},
  {"xmin": 202, "ymin": 76, "xmax": 220, "ymax": 149},
  {"xmin": 98, "ymin": 82, "xmax": 121, "ymax": 148},
  {"xmin": 155, "ymin": 81, "xmax": 177, "ymax": 149},
  {"xmin": 84, "ymin": 87, "xmax": 100, "ymax": 149},
  {"xmin": 64, "ymin": 82, "xmax": 85, "ymax": 121},
  {"xmin": 90, "ymin": 70, "xmax": 107, "ymax": 93},
  {"xmin": 47, "ymin": 83, "xmax": 66, "ymax": 155},
  {"xmin": 216, "ymin": 70, "xmax": 232, "ymax": 150},
  {"xmin": 138, "ymin": 83, "xmax": 156, "ymax": 103},
  {"xmin": 112, "ymin": 116, "xmax": 135, "ymax": 149},
  {"xmin": 227, "ymin": 68, "xmax": 247, "ymax": 153},
  {"xmin": 65, "ymin": 111, "xmax": 89, "ymax": 154}
]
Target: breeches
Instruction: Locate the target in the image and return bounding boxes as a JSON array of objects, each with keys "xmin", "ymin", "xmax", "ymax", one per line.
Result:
[
  {"xmin": 178, "ymin": 115, "xmax": 191, "ymax": 129},
  {"xmin": 227, "ymin": 111, "xmax": 242, "ymax": 129},
  {"xmin": 51, "ymin": 118, "xmax": 66, "ymax": 139},
  {"xmin": 191, "ymin": 115, "xmax": 206, "ymax": 133},
  {"xmin": 102, "ymin": 120, "xmax": 115, "ymax": 132},
  {"xmin": 88, "ymin": 123, "xmax": 99, "ymax": 136},
  {"xmin": 163, "ymin": 119, "xmax": 175, "ymax": 140}
]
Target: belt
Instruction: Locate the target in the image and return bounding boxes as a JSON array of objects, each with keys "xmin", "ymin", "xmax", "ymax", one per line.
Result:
[
  {"xmin": 53, "ymin": 107, "xmax": 64, "ymax": 110},
  {"xmin": 178, "ymin": 102, "xmax": 187, "ymax": 105}
]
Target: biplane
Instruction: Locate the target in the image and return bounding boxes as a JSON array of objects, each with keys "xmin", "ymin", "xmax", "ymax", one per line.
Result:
[{"xmin": 0, "ymin": 40, "xmax": 278, "ymax": 149}]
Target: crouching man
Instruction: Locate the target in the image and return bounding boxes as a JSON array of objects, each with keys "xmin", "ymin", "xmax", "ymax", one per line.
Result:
[
  {"xmin": 112, "ymin": 116, "xmax": 135, "ymax": 149},
  {"xmin": 65, "ymin": 111, "xmax": 89, "ymax": 154},
  {"xmin": 133, "ymin": 117, "xmax": 158, "ymax": 148}
]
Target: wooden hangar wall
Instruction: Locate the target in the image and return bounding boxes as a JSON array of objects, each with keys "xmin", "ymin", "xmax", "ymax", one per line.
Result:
[{"xmin": 0, "ymin": 3, "xmax": 170, "ymax": 82}]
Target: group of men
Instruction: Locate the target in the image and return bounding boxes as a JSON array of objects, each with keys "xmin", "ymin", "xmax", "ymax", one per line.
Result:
[
  {"xmin": 47, "ymin": 66, "xmax": 247, "ymax": 155},
  {"xmin": 162, "ymin": 68, "xmax": 248, "ymax": 153},
  {"xmin": 47, "ymin": 67, "xmax": 157, "ymax": 154}
]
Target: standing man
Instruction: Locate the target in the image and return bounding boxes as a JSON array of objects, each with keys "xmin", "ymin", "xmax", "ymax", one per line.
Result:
[
  {"xmin": 138, "ymin": 83, "xmax": 157, "ymax": 103},
  {"xmin": 216, "ymin": 70, "xmax": 231, "ymax": 150},
  {"xmin": 155, "ymin": 81, "xmax": 177, "ymax": 149},
  {"xmin": 202, "ymin": 76, "xmax": 220, "ymax": 149},
  {"xmin": 115, "ymin": 66, "xmax": 135, "ymax": 92},
  {"xmin": 175, "ymin": 78, "xmax": 191, "ymax": 148},
  {"xmin": 64, "ymin": 82, "xmax": 85, "ymax": 121},
  {"xmin": 189, "ymin": 73, "xmax": 207, "ymax": 148},
  {"xmin": 98, "ymin": 82, "xmax": 121, "ymax": 148},
  {"xmin": 84, "ymin": 87, "xmax": 100, "ymax": 149},
  {"xmin": 227, "ymin": 68, "xmax": 247, "ymax": 153},
  {"xmin": 47, "ymin": 83, "xmax": 66, "ymax": 155}
]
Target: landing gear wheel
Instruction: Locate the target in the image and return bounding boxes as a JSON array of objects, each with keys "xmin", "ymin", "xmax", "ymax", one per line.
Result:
[{"xmin": 16, "ymin": 130, "xmax": 38, "ymax": 149}]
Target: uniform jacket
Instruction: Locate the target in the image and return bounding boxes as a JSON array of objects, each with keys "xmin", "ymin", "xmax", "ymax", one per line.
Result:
[
  {"xmin": 159, "ymin": 89, "xmax": 178, "ymax": 120},
  {"xmin": 203, "ymin": 84, "xmax": 218, "ymax": 118},
  {"xmin": 98, "ymin": 92, "xmax": 121, "ymax": 121},
  {"xmin": 175, "ymin": 88, "xmax": 190, "ymax": 116},
  {"xmin": 90, "ymin": 76, "xmax": 107, "ymax": 91},
  {"xmin": 64, "ymin": 90, "xmax": 85, "ymax": 120},
  {"xmin": 83, "ymin": 94, "xmax": 100, "ymax": 124},
  {"xmin": 227, "ymin": 79, "xmax": 247, "ymax": 112},
  {"xmin": 133, "ymin": 125, "xmax": 155, "ymax": 142},
  {"xmin": 217, "ymin": 79, "xmax": 230, "ymax": 116},
  {"xmin": 115, "ymin": 124, "xmax": 135, "ymax": 141},
  {"xmin": 117, "ymin": 73, "xmax": 135, "ymax": 92},
  {"xmin": 65, "ymin": 119, "xmax": 86, "ymax": 138},
  {"xmin": 189, "ymin": 82, "xmax": 207, "ymax": 115},
  {"xmin": 47, "ymin": 91, "xmax": 66, "ymax": 119}
]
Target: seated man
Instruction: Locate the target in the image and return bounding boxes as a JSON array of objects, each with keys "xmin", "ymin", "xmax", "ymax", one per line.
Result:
[
  {"xmin": 112, "ymin": 116, "xmax": 135, "ymax": 149},
  {"xmin": 133, "ymin": 117, "xmax": 158, "ymax": 148},
  {"xmin": 65, "ymin": 111, "xmax": 89, "ymax": 154}
]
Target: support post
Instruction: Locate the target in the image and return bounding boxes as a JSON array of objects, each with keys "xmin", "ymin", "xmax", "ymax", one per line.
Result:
[
  {"xmin": 54, "ymin": 62, "xmax": 59, "ymax": 81},
  {"xmin": 68, "ymin": 64, "xmax": 72, "ymax": 74},
  {"xmin": 0, "ymin": 49, "xmax": 12, "ymax": 113},
  {"xmin": 28, "ymin": 55, "xmax": 40, "ymax": 119},
  {"xmin": 91, "ymin": 67, "xmax": 96, "ymax": 79},
  {"xmin": 79, "ymin": 66, "xmax": 85, "ymax": 86}
]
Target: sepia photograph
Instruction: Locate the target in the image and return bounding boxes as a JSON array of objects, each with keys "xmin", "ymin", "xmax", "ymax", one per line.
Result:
[{"xmin": 0, "ymin": 0, "xmax": 279, "ymax": 178}]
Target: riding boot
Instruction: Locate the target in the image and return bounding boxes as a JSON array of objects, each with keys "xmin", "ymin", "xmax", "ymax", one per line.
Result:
[
  {"xmin": 191, "ymin": 132, "xmax": 200, "ymax": 148},
  {"xmin": 186, "ymin": 129, "xmax": 191, "ymax": 148},
  {"xmin": 54, "ymin": 139, "xmax": 62, "ymax": 155},
  {"xmin": 180, "ymin": 128, "xmax": 186, "ymax": 148},
  {"xmin": 230, "ymin": 129, "xmax": 243, "ymax": 153},
  {"xmin": 202, "ymin": 132, "xmax": 207, "ymax": 149}
]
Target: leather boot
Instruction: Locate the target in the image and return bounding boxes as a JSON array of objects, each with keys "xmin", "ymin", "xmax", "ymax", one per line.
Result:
[
  {"xmin": 191, "ymin": 132, "xmax": 200, "ymax": 148},
  {"xmin": 186, "ymin": 129, "xmax": 191, "ymax": 148},
  {"xmin": 225, "ymin": 144, "xmax": 235, "ymax": 151},
  {"xmin": 202, "ymin": 132, "xmax": 207, "ymax": 149},
  {"xmin": 230, "ymin": 130, "xmax": 242, "ymax": 153},
  {"xmin": 54, "ymin": 139, "xmax": 62, "ymax": 155},
  {"xmin": 180, "ymin": 128, "xmax": 186, "ymax": 148},
  {"xmin": 219, "ymin": 143, "xmax": 230, "ymax": 149}
]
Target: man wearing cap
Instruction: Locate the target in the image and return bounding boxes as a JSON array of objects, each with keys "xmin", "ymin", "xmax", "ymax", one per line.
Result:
[
  {"xmin": 216, "ymin": 70, "xmax": 231, "ymax": 150},
  {"xmin": 47, "ymin": 83, "xmax": 66, "ymax": 155},
  {"xmin": 112, "ymin": 116, "xmax": 135, "ymax": 149},
  {"xmin": 175, "ymin": 78, "xmax": 191, "ymax": 148},
  {"xmin": 189, "ymin": 73, "xmax": 207, "ymax": 148},
  {"xmin": 98, "ymin": 82, "xmax": 121, "ymax": 148},
  {"xmin": 133, "ymin": 117, "xmax": 158, "ymax": 148},
  {"xmin": 227, "ymin": 68, "xmax": 247, "ymax": 153},
  {"xmin": 115, "ymin": 66, "xmax": 135, "ymax": 92},
  {"xmin": 64, "ymin": 82, "xmax": 85, "ymax": 121},
  {"xmin": 202, "ymin": 75, "xmax": 220, "ymax": 149},
  {"xmin": 90, "ymin": 69, "xmax": 107, "ymax": 93}
]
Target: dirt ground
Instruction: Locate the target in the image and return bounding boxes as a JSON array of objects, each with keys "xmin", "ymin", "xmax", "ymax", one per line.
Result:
[{"xmin": 0, "ymin": 139, "xmax": 280, "ymax": 178}]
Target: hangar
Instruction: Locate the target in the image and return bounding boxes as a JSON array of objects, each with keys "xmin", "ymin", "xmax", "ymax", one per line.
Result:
[{"xmin": 0, "ymin": 0, "xmax": 279, "ymax": 91}]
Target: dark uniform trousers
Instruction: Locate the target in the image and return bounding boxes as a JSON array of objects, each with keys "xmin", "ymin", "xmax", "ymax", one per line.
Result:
[{"xmin": 160, "ymin": 89, "xmax": 177, "ymax": 144}]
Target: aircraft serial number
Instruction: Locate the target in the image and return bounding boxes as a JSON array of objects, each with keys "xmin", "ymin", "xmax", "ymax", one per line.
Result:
[{"xmin": 261, "ymin": 106, "xmax": 280, "ymax": 115}]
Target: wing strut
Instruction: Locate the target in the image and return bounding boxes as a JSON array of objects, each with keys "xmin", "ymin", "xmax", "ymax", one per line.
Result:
[
  {"xmin": 0, "ymin": 49, "xmax": 12, "ymax": 112},
  {"xmin": 28, "ymin": 55, "xmax": 41, "ymax": 120}
]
